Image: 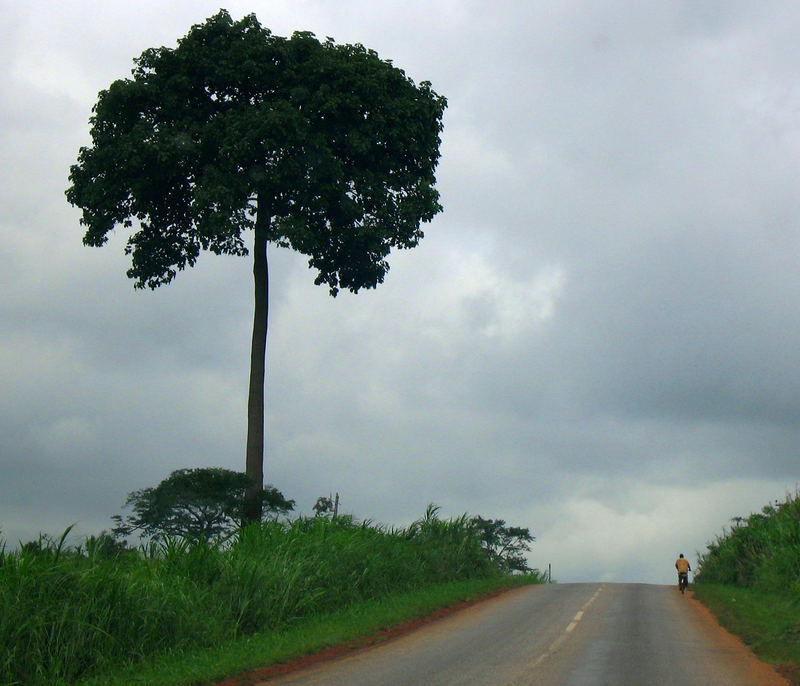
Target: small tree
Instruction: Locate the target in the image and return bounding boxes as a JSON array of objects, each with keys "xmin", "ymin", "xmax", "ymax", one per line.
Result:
[
  {"xmin": 83, "ymin": 531, "xmax": 131, "ymax": 560},
  {"xmin": 312, "ymin": 492, "xmax": 339, "ymax": 518},
  {"xmin": 312, "ymin": 495, "xmax": 334, "ymax": 517},
  {"xmin": 66, "ymin": 10, "xmax": 447, "ymax": 521},
  {"xmin": 470, "ymin": 516, "xmax": 535, "ymax": 573},
  {"xmin": 112, "ymin": 467, "xmax": 295, "ymax": 543}
]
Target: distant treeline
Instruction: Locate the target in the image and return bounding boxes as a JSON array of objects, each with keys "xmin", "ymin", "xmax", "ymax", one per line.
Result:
[{"xmin": 695, "ymin": 491, "xmax": 800, "ymax": 592}]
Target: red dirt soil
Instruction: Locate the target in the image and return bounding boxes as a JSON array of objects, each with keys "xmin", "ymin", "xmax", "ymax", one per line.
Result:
[{"xmin": 687, "ymin": 591, "xmax": 793, "ymax": 686}]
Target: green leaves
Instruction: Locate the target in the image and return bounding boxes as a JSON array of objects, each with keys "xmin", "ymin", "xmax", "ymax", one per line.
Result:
[
  {"xmin": 696, "ymin": 492, "xmax": 800, "ymax": 592},
  {"xmin": 66, "ymin": 9, "xmax": 446, "ymax": 294},
  {"xmin": 470, "ymin": 516, "xmax": 536, "ymax": 574},
  {"xmin": 112, "ymin": 467, "xmax": 295, "ymax": 543},
  {"xmin": 1, "ymin": 510, "xmax": 531, "ymax": 685},
  {"xmin": 65, "ymin": 10, "xmax": 448, "ymax": 528}
]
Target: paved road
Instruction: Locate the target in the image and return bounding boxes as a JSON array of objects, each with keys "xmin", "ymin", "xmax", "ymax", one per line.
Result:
[{"xmin": 260, "ymin": 583, "xmax": 788, "ymax": 686}]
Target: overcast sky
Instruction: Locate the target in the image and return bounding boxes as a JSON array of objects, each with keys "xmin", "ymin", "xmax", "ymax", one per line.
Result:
[{"xmin": 2, "ymin": 0, "xmax": 799, "ymax": 584}]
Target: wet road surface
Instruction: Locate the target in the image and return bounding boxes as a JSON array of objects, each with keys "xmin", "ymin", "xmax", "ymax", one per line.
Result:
[{"xmin": 259, "ymin": 583, "xmax": 788, "ymax": 686}]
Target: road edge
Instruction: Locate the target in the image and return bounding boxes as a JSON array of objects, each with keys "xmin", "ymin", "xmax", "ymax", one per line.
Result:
[
  {"xmin": 210, "ymin": 584, "xmax": 536, "ymax": 686},
  {"xmin": 686, "ymin": 590, "xmax": 792, "ymax": 686}
]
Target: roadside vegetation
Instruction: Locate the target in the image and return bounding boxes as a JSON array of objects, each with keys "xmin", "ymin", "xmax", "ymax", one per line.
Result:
[
  {"xmin": 0, "ymin": 488, "xmax": 544, "ymax": 686},
  {"xmin": 694, "ymin": 491, "xmax": 800, "ymax": 683}
]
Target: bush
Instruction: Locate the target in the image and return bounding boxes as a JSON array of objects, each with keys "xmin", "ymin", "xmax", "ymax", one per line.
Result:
[
  {"xmin": 0, "ymin": 506, "xmax": 510, "ymax": 685},
  {"xmin": 696, "ymin": 491, "xmax": 800, "ymax": 593}
]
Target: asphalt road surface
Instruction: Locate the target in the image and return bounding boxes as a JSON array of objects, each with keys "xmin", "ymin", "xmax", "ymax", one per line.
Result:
[{"xmin": 260, "ymin": 583, "xmax": 788, "ymax": 686}]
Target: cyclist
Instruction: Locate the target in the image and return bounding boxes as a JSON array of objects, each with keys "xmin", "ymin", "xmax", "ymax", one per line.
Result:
[{"xmin": 675, "ymin": 553, "xmax": 691, "ymax": 591}]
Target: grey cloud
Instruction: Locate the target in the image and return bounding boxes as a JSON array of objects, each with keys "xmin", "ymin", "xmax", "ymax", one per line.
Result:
[{"xmin": 3, "ymin": 1, "xmax": 800, "ymax": 585}]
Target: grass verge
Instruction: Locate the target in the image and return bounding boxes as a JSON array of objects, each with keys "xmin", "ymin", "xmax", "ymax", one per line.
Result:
[
  {"xmin": 692, "ymin": 584, "xmax": 800, "ymax": 685},
  {"xmin": 76, "ymin": 574, "xmax": 541, "ymax": 686}
]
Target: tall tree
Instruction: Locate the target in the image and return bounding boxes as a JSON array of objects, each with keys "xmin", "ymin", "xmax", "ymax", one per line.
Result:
[{"xmin": 66, "ymin": 10, "xmax": 446, "ymax": 520}]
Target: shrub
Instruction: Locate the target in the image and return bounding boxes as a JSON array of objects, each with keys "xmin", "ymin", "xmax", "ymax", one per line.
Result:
[
  {"xmin": 0, "ymin": 505, "xmax": 516, "ymax": 685},
  {"xmin": 696, "ymin": 491, "xmax": 800, "ymax": 593}
]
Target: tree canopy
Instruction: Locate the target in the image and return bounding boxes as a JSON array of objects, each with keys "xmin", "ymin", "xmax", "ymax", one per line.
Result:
[
  {"xmin": 66, "ymin": 9, "xmax": 446, "ymax": 294},
  {"xmin": 111, "ymin": 467, "xmax": 295, "ymax": 543},
  {"xmin": 470, "ymin": 516, "xmax": 535, "ymax": 574},
  {"xmin": 66, "ymin": 10, "xmax": 446, "ymax": 521}
]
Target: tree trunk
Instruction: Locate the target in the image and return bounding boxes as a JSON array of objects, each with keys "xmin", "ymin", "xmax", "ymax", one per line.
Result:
[{"xmin": 244, "ymin": 199, "xmax": 269, "ymax": 523}]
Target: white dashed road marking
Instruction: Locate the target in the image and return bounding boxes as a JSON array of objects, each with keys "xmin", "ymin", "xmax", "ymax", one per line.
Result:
[{"xmin": 530, "ymin": 586, "xmax": 604, "ymax": 667}]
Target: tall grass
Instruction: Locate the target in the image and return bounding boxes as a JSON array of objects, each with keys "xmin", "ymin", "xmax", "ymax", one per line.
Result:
[
  {"xmin": 695, "ymin": 491, "xmax": 800, "ymax": 592},
  {"xmin": 0, "ymin": 509, "xmax": 514, "ymax": 686}
]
